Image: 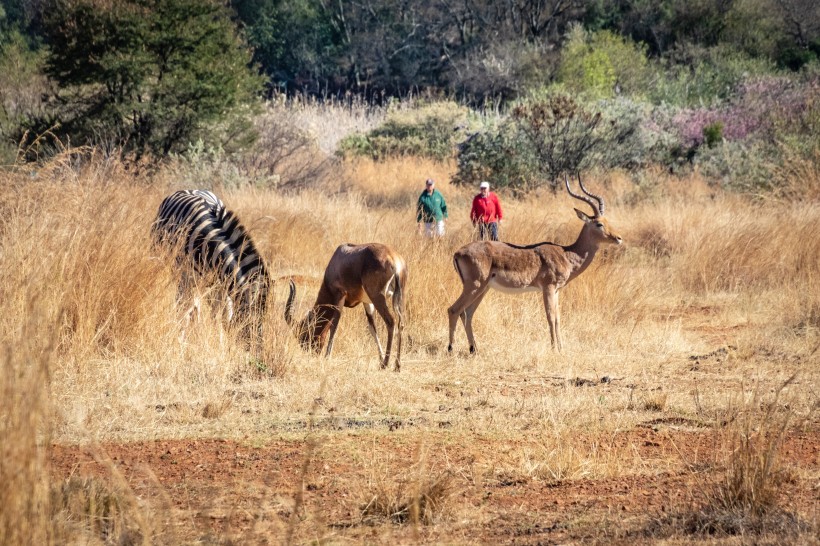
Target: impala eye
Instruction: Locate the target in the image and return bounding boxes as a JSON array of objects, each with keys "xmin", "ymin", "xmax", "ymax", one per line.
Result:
[{"xmin": 596, "ymin": 222, "xmax": 604, "ymax": 228}]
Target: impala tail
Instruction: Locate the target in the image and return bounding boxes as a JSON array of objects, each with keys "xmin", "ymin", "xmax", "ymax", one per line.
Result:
[
  {"xmin": 452, "ymin": 254, "xmax": 465, "ymax": 283},
  {"xmin": 391, "ymin": 262, "xmax": 407, "ymax": 329},
  {"xmin": 284, "ymin": 279, "xmax": 296, "ymax": 327}
]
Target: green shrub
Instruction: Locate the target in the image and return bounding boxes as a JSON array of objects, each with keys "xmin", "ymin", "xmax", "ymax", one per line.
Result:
[
  {"xmin": 455, "ymin": 92, "xmax": 649, "ymax": 191},
  {"xmin": 696, "ymin": 140, "xmax": 779, "ymax": 193},
  {"xmin": 452, "ymin": 122, "xmax": 541, "ymax": 191},
  {"xmin": 703, "ymin": 121, "xmax": 724, "ymax": 148},
  {"xmin": 337, "ymin": 101, "xmax": 475, "ymax": 161},
  {"xmin": 558, "ymin": 25, "xmax": 651, "ymax": 100},
  {"xmin": 649, "ymin": 44, "xmax": 777, "ymax": 107}
]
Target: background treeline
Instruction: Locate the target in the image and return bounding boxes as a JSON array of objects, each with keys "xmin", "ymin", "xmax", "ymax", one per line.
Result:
[{"xmin": 0, "ymin": 0, "xmax": 818, "ymax": 194}]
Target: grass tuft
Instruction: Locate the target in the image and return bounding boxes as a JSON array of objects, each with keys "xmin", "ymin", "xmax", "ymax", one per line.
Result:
[{"xmin": 360, "ymin": 470, "xmax": 455, "ymax": 525}]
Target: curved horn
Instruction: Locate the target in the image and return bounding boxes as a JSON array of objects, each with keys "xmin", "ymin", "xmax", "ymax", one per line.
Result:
[
  {"xmin": 577, "ymin": 173, "xmax": 605, "ymax": 216},
  {"xmin": 565, "ymin": 174, "xmax": 600, "ymax": 217}
]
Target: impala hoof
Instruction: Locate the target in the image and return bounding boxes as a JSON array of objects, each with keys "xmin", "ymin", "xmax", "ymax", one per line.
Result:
[
  {"xmin": 469, "ymin": 345, "xmax": 476, "ymax": 355},
  {"xmin": 447, "ymin": 344, "xmax": 453, "ymax": 353}
]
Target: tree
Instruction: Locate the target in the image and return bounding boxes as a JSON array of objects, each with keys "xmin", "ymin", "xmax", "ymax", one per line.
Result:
[
  {"xmin": 39, "ymin": 0, "xmax": 263, "ymax": 158},
  {"xmin": 558, "ymin": 25, "xmax": 651, "ymax": 99}
]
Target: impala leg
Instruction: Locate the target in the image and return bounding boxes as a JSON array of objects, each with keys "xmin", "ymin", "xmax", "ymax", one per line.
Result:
[
  {"xmin": 325, "ymin": 298, "xmax": 345, "ymax": 357},
  {"xmin": 394, "ymin": 317, "xmax": 403, "ymax": 372},
  {"xmin": 447, "ymin": 290, "xmax": 476, "ymax": 353},
  {"xmin": 363, "ymin": 303, "xmax": 385, "ymax": 361},
  {"xmin": 371, "ymin": 297, "xmax": 396, "ymax": 370},
  {"xmin": 463, "ymin": 287, "xmax": 490, "ymax": 354},
  {"xmin": 542, "ymin": 286, "xmax": 562, "ymax": 352},
  {"xmin": 447, "ymin": 284, "xmax": 489, "ymax": 354}
]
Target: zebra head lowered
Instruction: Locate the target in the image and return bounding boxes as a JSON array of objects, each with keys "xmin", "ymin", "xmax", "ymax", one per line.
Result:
[{"xmin": 153, "ymin": 189, "xmax": 271, "ymax": 329}]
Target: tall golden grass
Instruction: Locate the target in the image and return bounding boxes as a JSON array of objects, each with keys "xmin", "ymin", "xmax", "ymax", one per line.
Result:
[{"xmin": 1, "ymin": 152, "xmax": 817, "ymax": 542}]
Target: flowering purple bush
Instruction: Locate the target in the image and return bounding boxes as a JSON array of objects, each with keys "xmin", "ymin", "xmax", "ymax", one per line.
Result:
[{"xmin": 671, "ymin": 75, "xmax": 817, "ymax": 148}]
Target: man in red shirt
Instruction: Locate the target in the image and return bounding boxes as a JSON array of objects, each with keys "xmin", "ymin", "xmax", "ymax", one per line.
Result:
[{"xmin": 470, "ymin": 181, "xmax": 503, "ymax": 241}]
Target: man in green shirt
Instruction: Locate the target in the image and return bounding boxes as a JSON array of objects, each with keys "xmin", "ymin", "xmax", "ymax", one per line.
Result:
[{"xmin": 416, "ymin": 178, "xmax": 448, "ymax": 237}]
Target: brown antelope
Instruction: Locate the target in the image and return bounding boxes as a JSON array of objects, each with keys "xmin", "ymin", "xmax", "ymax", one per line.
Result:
[
  {"xmin": 447, "ymin": 174, "xmax": 623, "ymax": 354},
  {"xmin": 285, "ymin": 243, "xmax": 408, "ymax": 371}
]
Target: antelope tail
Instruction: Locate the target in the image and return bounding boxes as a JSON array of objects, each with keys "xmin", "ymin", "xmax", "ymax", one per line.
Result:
[
  {"xmin": 284, "ymin": 279, "xmax": 296, "ymax": 327},
  {"xmin": 391, "ymin": 268, "xmax": 405, "ymax": 327},
  {"xmin": 453, "ymin": 255, "xmax": 465, "ymax": 283}
]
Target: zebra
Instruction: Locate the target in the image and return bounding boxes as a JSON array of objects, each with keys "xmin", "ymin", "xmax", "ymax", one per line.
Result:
[{"xmin": 153, "ymin": 189, "xmax": 271, "ymax": 331}]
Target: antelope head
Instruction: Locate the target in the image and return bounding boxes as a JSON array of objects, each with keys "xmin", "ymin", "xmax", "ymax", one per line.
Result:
[
  {"xmin": 284, "ymin": 280, "xmax": 333, "ymax": 352},
  {"xmin": 565, "ymin": 174, "xmax": 623, "ymax": 246}
]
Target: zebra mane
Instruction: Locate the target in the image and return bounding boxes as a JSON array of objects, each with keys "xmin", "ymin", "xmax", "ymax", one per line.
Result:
[{"xmin": 211, "ymin": 208, "xmax": 270, "ymax": 288}]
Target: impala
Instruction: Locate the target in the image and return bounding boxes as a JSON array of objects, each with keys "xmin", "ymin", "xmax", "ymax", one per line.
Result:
[
  {"xmin": 285, "ymin": 243, "xmax": 408, "ymax": 371},
  {"xmin": 447, "ymin": 174, "xmax": 623, "ymax": 354}
]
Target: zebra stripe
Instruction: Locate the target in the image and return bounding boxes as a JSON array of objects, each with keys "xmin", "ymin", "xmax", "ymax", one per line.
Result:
[{"xmin": 153, "ymin": 190, "xmax": 270, "ymax": 316}]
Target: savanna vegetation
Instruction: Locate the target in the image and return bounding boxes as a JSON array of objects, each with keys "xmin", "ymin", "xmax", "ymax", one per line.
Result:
[{"xmin": 1, "ymin": 0, "xmax": 818, "ymax": 544}]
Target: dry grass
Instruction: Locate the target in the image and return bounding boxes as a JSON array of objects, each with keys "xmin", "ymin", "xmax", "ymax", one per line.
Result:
[
  {"xmin": 1, "ymin": 149, "xmax": 818, "ymax": 543},
  {"xmin": 645, "ymin": 376, "xmax": 817, "ymax": 541},
  {"xmin": 359, "ymin": 447, "xmax": 456, "ymax": 526}
]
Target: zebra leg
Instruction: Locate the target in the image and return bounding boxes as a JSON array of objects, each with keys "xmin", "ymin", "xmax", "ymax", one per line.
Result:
[
  {"xmin": 178, "ymin": 269, "xmax": 201, "ymax": 342},
  {"xmin": 224, "ymin": 294, "xmax": 235, "ymax": 323}
]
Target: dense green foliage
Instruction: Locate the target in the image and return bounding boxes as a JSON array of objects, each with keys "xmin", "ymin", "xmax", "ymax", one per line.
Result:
[
  {"xmin": 227, "ymin": 0, "xmax": 818, "ymax": 98},
  {"xmin": 0, "ymin": 0, "xmax": 817, "ymax": 195},
  {"xmin": 28, "ymin": 0, "xmax": 262, "ymax": 158}
]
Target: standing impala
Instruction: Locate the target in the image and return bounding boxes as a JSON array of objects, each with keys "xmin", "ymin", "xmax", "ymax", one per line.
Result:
[{"xmin": 447, "ymin": 174, "xmax": 623, "ymax": 354}]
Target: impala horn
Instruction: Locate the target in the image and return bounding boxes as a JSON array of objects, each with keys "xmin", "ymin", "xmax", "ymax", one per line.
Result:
[
  {"xmin": 564, "ymin": 173, "xmax": 601, "ymax": 217},
  {"xmin": 577, "ymin": 173, "xmax": 605, "ymax": 216}
]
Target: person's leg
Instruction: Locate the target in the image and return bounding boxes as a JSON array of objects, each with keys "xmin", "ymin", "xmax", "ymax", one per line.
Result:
[
  {"xmin": 424, "ymin": 222, "xmax": 435, "ymax": 237},
  {"xmin": 478, "ymin": 223, "xmax": 487, "ymax": 240},
  {"xmin": 490, "ymin": 222, "xmax": 498, "ymax": 241},
  {"xmin": 436, "ymin": 220, "xmax": 446, "ymax": 237}
]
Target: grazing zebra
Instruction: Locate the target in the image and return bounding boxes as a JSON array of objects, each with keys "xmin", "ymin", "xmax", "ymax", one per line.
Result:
[{"xmin": 153, "ymin": 189, "xmax": 270, "ymax": 327}]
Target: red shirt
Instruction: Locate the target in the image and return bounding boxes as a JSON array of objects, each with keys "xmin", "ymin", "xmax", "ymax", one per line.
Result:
[{"xmin": 470, "ymin": 192, "xmax": 503, "ymax": 223}]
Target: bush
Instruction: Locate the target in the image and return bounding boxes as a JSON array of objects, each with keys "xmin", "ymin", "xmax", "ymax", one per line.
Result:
[
  {"xmin": 649, "ymin": 43, "xmax": 777, "ymax": 107},
  {"xmin": 558, "ymin": 25, "xmax": 652, "ymax": 100},
  {"xmin": 703, "ymin": 121, "xmax": 724, "ymax": 148},
  {"xmin": 455, "ymin": 92, "xmax": 648, "ymax": 191},
  {"xmin": 663, "ymin": 73, "xmax": 818, "ymax": 182},
  {"xmin": 452, "ymin": 121, "xmax": 541, "ymax": 191},
  {"xmin": 695, "ymin": 140, "xmax": 779, "ymax": 192},
  {"xmin": 337, "ymin": 101, "xmax": 475, "ymax": 161},
  {"xmin": 172, "ymin": 105, "xmax": 337, "ymax": 191}
]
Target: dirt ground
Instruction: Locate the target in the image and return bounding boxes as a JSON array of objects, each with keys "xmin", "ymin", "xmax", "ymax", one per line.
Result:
[{"xmin": 50, "ymin": 424, "xmax": 819, "ymax": 544}]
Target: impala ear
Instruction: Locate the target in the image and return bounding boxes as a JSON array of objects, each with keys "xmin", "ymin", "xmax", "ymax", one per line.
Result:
[{"xmin": 574, "ymin": 208, "xmax": 594, "ymax": 222}]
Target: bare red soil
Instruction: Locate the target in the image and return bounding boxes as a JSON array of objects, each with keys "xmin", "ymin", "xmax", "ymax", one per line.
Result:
[{"xmin": 50, "ymin": 426, "xmax": 818, "ymax": 544}]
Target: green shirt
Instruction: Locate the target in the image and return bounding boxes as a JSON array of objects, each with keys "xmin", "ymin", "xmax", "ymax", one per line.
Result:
[{"xmin": 416, "ymin": 189, "xmax": 448, "ymax": 222}]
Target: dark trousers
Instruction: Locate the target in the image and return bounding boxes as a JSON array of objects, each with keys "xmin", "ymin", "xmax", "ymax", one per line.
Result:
[{"xmin": 477, "ymin": 222, "xmax": 499, "ymax": 241}]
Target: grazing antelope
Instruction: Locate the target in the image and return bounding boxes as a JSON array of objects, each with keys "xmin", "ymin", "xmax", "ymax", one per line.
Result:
[
  {"xmin": 285, "ymin": 243, "xmax": 408, "ymax": 371},
  {"xmin": 447, "ymin": 174, "xmax": 623, "ymax": 354}
]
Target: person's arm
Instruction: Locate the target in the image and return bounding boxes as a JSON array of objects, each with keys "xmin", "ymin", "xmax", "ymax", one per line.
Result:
[
  {"xmin": 439, "ymin": 192, "xmax": 448, "ymax": 219},
  {"xmin": 416, "ymin": 195, "xmax": 424, "ymax": 223},
  {"xmin": 494, "ymin": 193, "xmax": 503, "ymax": 221},
  {"xmin": 470, "ymin": 196, "xmax": 479, "ymax": 223}
]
